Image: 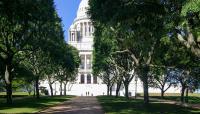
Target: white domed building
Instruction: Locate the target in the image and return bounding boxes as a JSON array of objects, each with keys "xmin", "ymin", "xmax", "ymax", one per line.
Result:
[
  {"xmin": 66, "ymin": 0, "xmax": 181, "ymax": 96},
  {"xmin": 66, "ymin": 0, "xmax": 107, "ymax": 96},
  {"xmin": 41, "ymin": 0, "xmax": 181, "ymax": 96}
]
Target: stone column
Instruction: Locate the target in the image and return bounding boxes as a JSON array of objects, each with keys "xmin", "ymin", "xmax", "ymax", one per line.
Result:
[
  {"xmin": 75, "ymin": 30, "xmax": 77, "ymax": 42},
  {"xmin": 69, "ymin": 31, "xmax": 71, "ymax": 41}
]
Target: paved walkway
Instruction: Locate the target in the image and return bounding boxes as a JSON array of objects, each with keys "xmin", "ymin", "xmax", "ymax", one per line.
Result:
[{"xmin": 39, "ymin": 97, "xmax": 104, "ymax": 114}]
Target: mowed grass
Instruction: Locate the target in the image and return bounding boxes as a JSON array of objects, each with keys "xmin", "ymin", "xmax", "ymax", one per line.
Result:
[
  {"xmin": 0, "ymin": 92, "xmax": 30, "ymax": 95},
  {"xmin": 0, "ymin": 92, "xmax": 32, "ymax": 99},
  {"xmin": 97, "ymin": 96, "xmax": 200, "ymax": 114},
  {"xmin": 0, "ymin": 95, "xmax": 74, "ymax": 113},
  {"xmin": 143, "ymin": 93, "xmax": 200, "ymax": 104}
]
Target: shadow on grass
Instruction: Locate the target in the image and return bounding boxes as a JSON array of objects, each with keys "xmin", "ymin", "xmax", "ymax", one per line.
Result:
[
  {"xmin": 97, "ymin": 96, "xmax": 200, "ymax": 114},
  {"xmin": 0, "ymin": 95, "xmax": 74, "ymax": 113},
  {"xmin": 151, "ymin": 96, "xmax": 200, "ymax": 104}
]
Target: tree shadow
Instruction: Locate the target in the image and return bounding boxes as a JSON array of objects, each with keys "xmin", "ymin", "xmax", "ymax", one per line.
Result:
[
  {"xmin": 0, "ymin": 96, "xmax": 74, "ymax": 113},
  {"xmin": 97, "ymin": 96, "xmax": 200, "ymax": 114}
]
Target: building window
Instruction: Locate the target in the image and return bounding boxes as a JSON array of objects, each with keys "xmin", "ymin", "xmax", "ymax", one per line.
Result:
[
  {"xmin": 91, "ymin": 26, "xmax": 94, "ymax": 33},
  {"xmin": 80, "ymin": 55, "xmax": 85, "ymax": 69},
  {"xmin": 93, "ymin": 76, "xmax": 97, "ymax": 84},
  {"xmin": 80, "ymin": 23, "xmax": 83, "ymax": 37},
  {"xmin": 87, "ymin": 74, "xmax": 91, "ymax": 84},
  {"xmin": 77, "ymin": 31, "xmax": 81, "ymax": 42},
  {"xmin": 84, "ymin": 22, "xmax": 87, "ymax": 36},
  {"xmin": 88, "ymin": 22, "xmax": 91, "ymax": 36},
  {"xmin": 72, "ymin": 33, "xmax": 74, "ymax": 41},
  {"xmin": 86, "ymin": 55, "xmax": 92, "ymax": 69},
  {"xmin": 80, "ymin": 74, "xmax": 84, "ymax": 84}
]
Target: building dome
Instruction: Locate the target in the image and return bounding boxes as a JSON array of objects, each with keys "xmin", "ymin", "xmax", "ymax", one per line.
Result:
[{"xmin": 76, "ymin": 0, "xmax": 89, "ymax": 19}]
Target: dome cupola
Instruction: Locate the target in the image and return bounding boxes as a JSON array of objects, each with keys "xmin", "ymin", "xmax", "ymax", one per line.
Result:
[{"xmin": 76, "ymin": 0, "xmax": 89, "ymax": 19}]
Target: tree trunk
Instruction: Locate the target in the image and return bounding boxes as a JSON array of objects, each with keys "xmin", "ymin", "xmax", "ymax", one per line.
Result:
[
  {"xmin": 5, "ymin": 64, "xmax": 13, "ymax": 104},
  {"xmin": 115, "ymin": 80, "xmax": 122, "ymax": 98},
  {"xmin": 124, "ymin": 83, "xmax": 129, "ymax": 99},
  {"xmin": 60, "ymin": 82, "xmax": 62, "ymax": 96},
  {"xmin": 35, "ymin": 76, "xmax": 40, "ymax": 99},
  {"xmin": 109, "ymin": 86, "xmax": 112, "ymax": 96},
  {"xmin": 107, "ymin": 83, "xmax": 110, "ymax": 96},
  {"xmin": 181, "ymin": 85, "xmax": 186, "ymax": 103},
  {"xmin": 28, "ymin": 90, "xmax": 31, "ymax": 96},
  {"xmin": 64, "ymin": 83, "xmax": 67, "ymax": 96},
  {"xmin": 141, "ymin": 66, "xmax": 149, "ymax": 104},
  {"xmin": 49, "ymin": 83, "xmax": 53, "ymax": 97},
  {"xmin": 6, "ymin": 83, "xmax": 12, "ymax": 104},
  {"xmin": 54, "ymin": 83, "xmax": 57, "ymax": 95},
  {"xmin": 33, "ymin": 83, "xmax": 36, "ymax": 97},
  {"xmin": 161, "ymin": 87, "xmax": 164, "ymax": 99},
  {"xmin": 143, "ymin": 78, "xmax": 149, "ymax": 104},
  {"xmin": 185, "ymin": 87, "xmax": 189, "ymax": 103}
]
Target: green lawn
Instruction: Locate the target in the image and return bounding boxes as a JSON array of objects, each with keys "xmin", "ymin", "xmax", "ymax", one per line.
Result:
[
  {"xmin": 141, "ymin": 93, "xmax": 200, "ymax": 104},
  {"xmin": 0, "ymin": 92, "xmax": 32, "ymax": 98},
  {"xmin": 0, "ymin": 92, "xmax": 30, "ymax": 95},
  {"xmin": 138, "ymin": 93, "xmax": 200, "ymax": 97},
  {"xmin": 97, "ymin": 96, "xmax": 200, "ymax": 114},
  {"xmin": 0, "ymin": 95, "xmax": 74, "ymax": 113}
]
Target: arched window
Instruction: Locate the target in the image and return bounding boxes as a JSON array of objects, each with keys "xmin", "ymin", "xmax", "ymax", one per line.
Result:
[
  {"xmin": 80, "ymin": 74, "xmax": 85, "ymax": 84},
  {"xmin": 87, "ymin": 74, "xmax": 91, "ymax": 84}
]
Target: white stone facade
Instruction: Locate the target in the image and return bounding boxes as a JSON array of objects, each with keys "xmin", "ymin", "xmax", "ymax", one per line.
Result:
[{"xmin": 66, "ymin": 0, "xmax": 107, "ymax": 96}]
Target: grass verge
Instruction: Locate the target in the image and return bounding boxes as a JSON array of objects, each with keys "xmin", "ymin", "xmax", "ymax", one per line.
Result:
[
  {"xmin": 0, "ymin": 95, "xmax": 74, "ymax": 113},
  {"xmin": 138, "ymin": 93, "xmax": 200, "ymax": 104},
  {"xmin": 97, "ymin": 96, "xmax": 200, "ymax": 114}
]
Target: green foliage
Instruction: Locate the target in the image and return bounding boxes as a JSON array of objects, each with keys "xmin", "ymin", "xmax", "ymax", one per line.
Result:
[
  {"xmin": 0, "ymin": 0, "xmax": 80, "ymax": 103},
  {"xmin": 181, "ymin": 0, "xmax": 200, "ymax": 16},
  {"xmin": 89, "ymin": 0, "xmax": 200, "ymax": 104},
  {"xmin": 149, "ymin": 67, "xmax": 175, "ymax": 89},
  {"xmin": 92, "ymin": 24, "xmax": 117, "ymax": 75},
  {"xmin": 89, "ymin": 0, "xmax": 169, "ymax": 103}
]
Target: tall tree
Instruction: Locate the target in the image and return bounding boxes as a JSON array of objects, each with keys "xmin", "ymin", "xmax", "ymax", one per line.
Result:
[
  {"xmin": 0, "ymin": 0, "xmax": 64, "ymax": 104},
  {"xmin": 149, "ymin": 67, "xmax": 176, "ymax": 98},
  {"xmin": 89, "ymin": 0, "xmax": 166, "ymax": 104}
]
